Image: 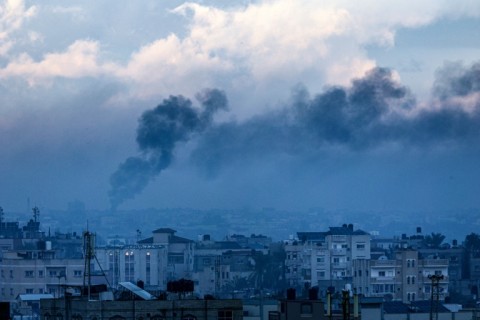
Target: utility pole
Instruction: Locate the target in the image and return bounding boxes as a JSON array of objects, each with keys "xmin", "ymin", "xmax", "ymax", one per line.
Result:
[
  {"xmin": 342, "ymin": 289, "xmax": 350, "ymax": 320},
  {"xmin": 428, "ymin": 274, "xmax": 444, "ymax": 320}
]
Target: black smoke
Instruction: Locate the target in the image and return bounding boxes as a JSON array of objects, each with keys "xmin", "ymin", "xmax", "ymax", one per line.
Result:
[
  {"xmin": 110, "ymin": 63, "xmax": 480, "ymax": 208},
  {"xmin": 192, "ymin": 65, "xmax": 480, "ymax": 173},
  {"xmin": 109, "ymin": 88, "xmax": 228, "ymax": 209}
]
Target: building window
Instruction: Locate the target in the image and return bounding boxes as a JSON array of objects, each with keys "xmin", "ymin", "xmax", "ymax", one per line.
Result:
[
  {"xmin": 125, "ymin": 251, "xmax": 135, "ymax": 283},
  {"xmin": 269, "ymin": 311, "xmax": 280, "ymax": 320},
  {"xmin": 317, "ymin": 256, "xmax": 325, "ymax": 263},
  {"xmin": 356, "ymin": 243, "xmax": 365, "ymax": 250},
  {"xmin": 49, "ymin": 270, "xmax": 57, "ymax": 278},
  {"xmin": 26, "ymin": 288, "xmax": 34, "ymax": 294},
  {"xmin": 74, "ymin": 270, "xmax": 82, "ymax": 277},
  {"xmin": 301, "ymin": 303, "xmax": 313, "ymax": 314},
  {"xmin": 109, "ymin": 251, "xmax": 120, "ymax": 286},
  {"xmin": 146, "ymin": 252, "xmax": 151, "ymax": 285},
  {"xmin": 218, "ymin": 310, "xmax": 233, "ymax": 320},
  {"xmin": 9, "ymin": 270, "xmax": 13, "ymax": 278},
  {"xmin": 379, "ymin": 271, "xmax": 385, "ymax": 277},
  {"xmin": 412, "ymin": 260, "xmax": 415, "ymax": 267},
  {"xmin": 25, "ymin": 270, "xmax": 34, "ymax": 278},
  {"xmin": 10, "ymin": 288, "xmax": 13, "ymax": 296},
  {"xmin": 168, "ymin": 253, "xmax": 184, "ymax": 264},
  {"xmin": 412, "ymin": 276, "xmax": 415, "ymax": 284},
  {"xmin": 407, "ymin": 276, "xmax": 410, "ymax": 285},
  {"xmin": 1, "ymin": 270, "xmax": 4, "ymax": 278},
  {"xmin": 435, "ymin": 270, "xmax": 443, "ymax": 276},
  {"xmin": 39, "ymin": 270, "xmax": 44, "ymax": 278}
]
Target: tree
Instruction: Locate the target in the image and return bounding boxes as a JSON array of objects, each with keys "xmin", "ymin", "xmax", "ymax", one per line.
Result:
[
  {"xmin": 248, "ymin": 246, "xmax": 286, "ymax": 291},
  {"xmin": 423, "ymin": 232, "xmax": 446, "ymax": 249},
  {"xmin": 465, "ymin": 233, "xmax": 480, "ymax": 253}
]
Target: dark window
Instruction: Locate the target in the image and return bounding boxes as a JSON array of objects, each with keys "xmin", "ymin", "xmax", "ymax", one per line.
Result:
[
  {"xmin": 218, "ymin": 310, "xmax": 233, "ymax": 320},
  {"xmin": 182, "ymin": 314, "xmax": 197, "ymax": 320},
  {"xmin": 269, "ymin": 311, "xmax": 280, "ymax": 320},
  {"xmin": 301, "ymin": 303, "xmax": 313, "ymax": 314}
]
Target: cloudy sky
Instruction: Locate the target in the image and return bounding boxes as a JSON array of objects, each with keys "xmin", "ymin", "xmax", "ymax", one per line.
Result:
[{"xmin": 0, "ymin": 0, "xmax": 479, "ymax": 213}]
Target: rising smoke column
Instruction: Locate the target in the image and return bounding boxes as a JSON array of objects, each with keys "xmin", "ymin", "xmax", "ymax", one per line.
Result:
[{"xmin": 109, "ymin": 89, "xmax": 228, "ymax": 209}]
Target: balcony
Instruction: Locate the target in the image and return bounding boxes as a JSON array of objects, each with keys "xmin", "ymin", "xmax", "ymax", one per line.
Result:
[
  {"xmin": 421, "ymin": 259, "xmax": 448, "ymax": 267},
  {"xmin": 331, "ymin": 262, "xmax": 347, "ymax": 269},
  {"xmin": 422, "ymin": 275, "xmax": 449, "ymax": 283},
  {"xmin": 370, "ymin": 277, "xmax": 397, "ymax": 284},
  {"xmin": 331, "ymin": 249, "xmax": 347, "ymax": 255},
  {"xmin": 371, "ymin": 260, "xmax": 398, "ymax": 267}
]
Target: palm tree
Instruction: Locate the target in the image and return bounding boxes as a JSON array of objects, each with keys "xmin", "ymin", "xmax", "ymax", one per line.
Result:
[{"xmin": 423, "ymin": 232, "xmax": 446, "ymax": 249}]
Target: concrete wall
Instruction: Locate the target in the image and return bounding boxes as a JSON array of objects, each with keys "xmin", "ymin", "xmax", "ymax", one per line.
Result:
[{"xmin": 41, "ymin": 298, "xmax": 243, "ymax": 320}]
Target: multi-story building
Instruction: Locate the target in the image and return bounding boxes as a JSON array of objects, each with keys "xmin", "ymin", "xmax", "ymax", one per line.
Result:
[
  {"xmin": 353, "ymin": 249, "xmax": 449, "ymax": 303},
  {"xmin": 0, "ymin": 247, "xmax": 84, "ymax": 303},
  {"xmin": 95, "ymin": 243, "xmax": 168, "ymax": 290},
  {"xmin": 285, "ymin": 224, "xmax": 370, "ymax": 293},
  {"xmin": 0, "ymin": 208, "xmax": 85, "ymax": 307},
  {"xmin": 96, "ymin": 228, "xmax": 194, "ymax": 291}
]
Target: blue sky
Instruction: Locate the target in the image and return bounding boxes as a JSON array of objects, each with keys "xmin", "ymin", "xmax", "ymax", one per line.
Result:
[{"xmin": 0, "ymin": 0, "xmax": 479, "ymax": 213}]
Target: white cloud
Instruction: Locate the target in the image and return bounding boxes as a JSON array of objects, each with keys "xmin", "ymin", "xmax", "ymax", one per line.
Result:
[
  {"xmin": 0, "ymin": 0, "xmax": 479, "ymax": 112},
  {"xmin": 0, "ymin": 0, "xmax": 36, "ymax": 56},
  {"xmin": 0, "ymin": 40, "xmax": 116, "ymax": 85}
]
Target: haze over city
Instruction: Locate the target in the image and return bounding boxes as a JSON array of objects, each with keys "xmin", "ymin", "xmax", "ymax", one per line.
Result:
[{"xmin": 0, "ymin": 0, "xmax": 479, "ymax": 219}]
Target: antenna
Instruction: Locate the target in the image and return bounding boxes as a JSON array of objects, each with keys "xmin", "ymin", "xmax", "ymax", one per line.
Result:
[
  {"xmin": 83, "ymin": 230, "xmax": 96, "ymax": 300},
  {"xmin": 32, "ymin": 206, "xmax": 40, "ymax": 222}
]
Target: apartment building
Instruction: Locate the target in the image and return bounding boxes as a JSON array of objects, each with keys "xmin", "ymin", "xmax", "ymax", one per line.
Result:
[
  {"xmin": 285, "ymin": 224, "xmax": 370, "ymax": 292},
  {"xmin": 0, "ymin": 248, "xmax": 84, "ymax": 303},
  {"xmin": 96, "ymin": 228, "xmax": 194, "ymax": 291},
  {"xmin": 353, "ymin": 249, "xmax": 449, "ymax": 303}
]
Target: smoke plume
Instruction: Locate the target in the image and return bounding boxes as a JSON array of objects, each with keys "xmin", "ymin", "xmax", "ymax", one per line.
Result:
[
  {"xmin": 109, "ymin": 88, "xmax": 228, "ymax": 209},
  {"xmin": 110, "ymin": 63, "xmax": 480, "ymax": 208},
  {"xmin": 192, "ymin": 64, "xmax": 480, "ymax": 174}
]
